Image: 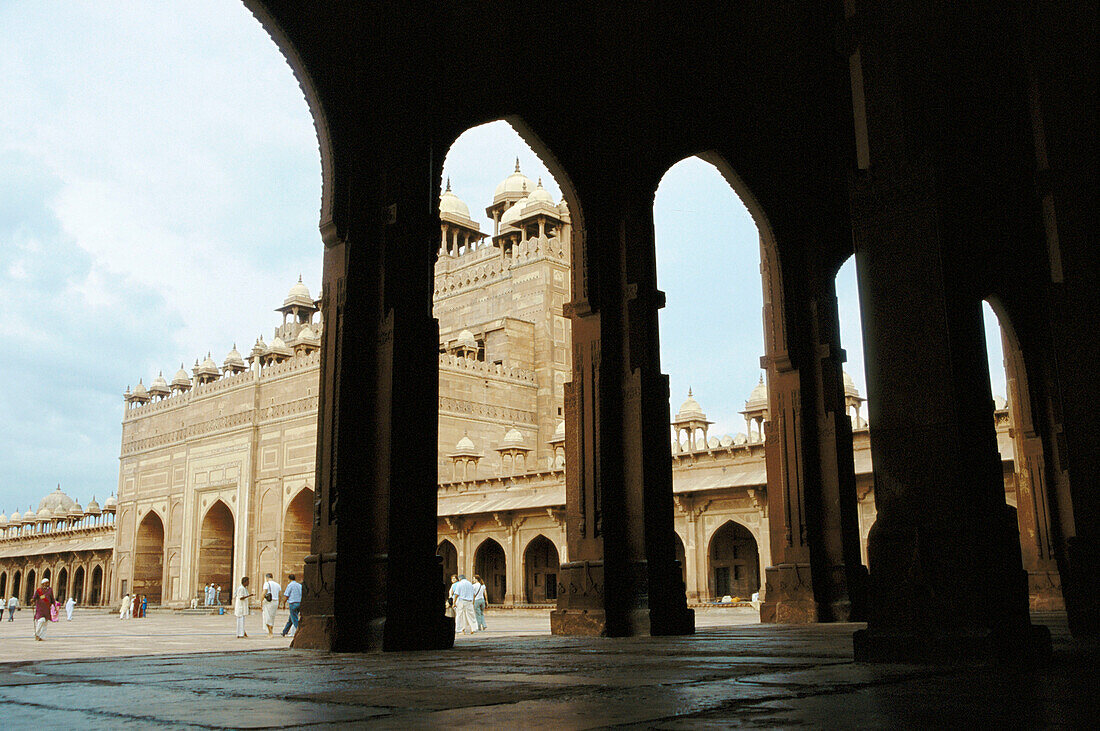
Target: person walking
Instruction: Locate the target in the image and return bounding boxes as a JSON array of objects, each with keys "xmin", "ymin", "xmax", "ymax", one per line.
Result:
[
  {"xmin": 281, "ymin": 574, "xmax": 302, "ymax": 638},
  {"xmin": 32, "ymin": 578, "xmax": 54, "ymax": 641},
  {"xmin": 130, "ymin": 593, "xmax": 138, "ymax": 619},
  {"xmin": 215, "ymin": 584, "xmax": 223, "ymax": 606},
  {"xmin": 472, "ymin": 574, "xmax": 488, "ymax": 631},
  {"xmin": 64, "ymin": 595, "xmax": 76, "ymax": 621},
  {"xmin": 206, "ymin": 583, "xmax": 215, "ymax": 606},
  {"xmin": 452, "ymin": 575, "xmax": 477, "ymax": 634},
  {"xmin": 118, "ymin": 592, "xmax": 131, "ymax": 620},
  {"xmin": 139, "ymin": 594, "xmax": 147, "ymax": 618},
  {"xmin": 233, "ymin": 576, "xmax": 252, "ymax": 638},
  {"xmin": 7, "ymin": 595, "xmax": 17, "ymax": 621},
  {"xmin": 260, "ymin": 573, "xmax": 280, "ymax": 637}
]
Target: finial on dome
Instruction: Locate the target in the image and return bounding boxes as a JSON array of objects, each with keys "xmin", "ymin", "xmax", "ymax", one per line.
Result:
[
  {"xmin": 537, "ymin": 177, "xmax": 543, "ymax": 187},
  {"xmin": 445, "ymin": 176, "xmax": 452, "ymax": 192},
  {"xmin": 515, "ymin": 157, "xmax": 521, "ymax": 172},
  {"xmin": 298, "ymin": 274, "xmax": 303, "ymax": 283},
  {"xmin": 688, "ymin": 387, "xmax": 693, "ymax": 397}
]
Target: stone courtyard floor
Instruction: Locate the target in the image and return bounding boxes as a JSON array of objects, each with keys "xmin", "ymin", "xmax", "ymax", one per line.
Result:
[{"xmin": 0, "ymin": 609, "xmax": 1094, "ymax": 728}]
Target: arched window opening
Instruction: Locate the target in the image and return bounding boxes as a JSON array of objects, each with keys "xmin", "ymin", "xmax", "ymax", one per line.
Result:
[
  {"xmin": 73, "ymin": 566, "xmax": 85, "ymax": 604},
  {"xmin": 57, "ymin": 567, "xmax": 69, "ymax": 602},
  {"xmin": 282, "ymin": 489, "xmax": 313, "ymax": 585},
  {"xmin": 437, "ymin": 541, "xmax": 458, "ymax": 592},
  {"xmin": 134, "ymin": 511, "xmax": 165, "ymax": 605},
  {"xmin": 474, "ymin": 538, "xmax": 507, "ymax": 605},
  {"xmin": 89, "ymin": 565, "xmax": 103, "ymax": 605},
  {"xmin": 0, "ymin": 572, "xmax": 7, "ymax": 599},
  {"xmin": 707, "ymin": 521, "xmax": 761, "ymax": 601},
  {"xmin": 673, "ymin": 533, "xmax": 687, "ymax": 589},
  {"xmin": 12, "ymin": 571, "xmax": 22, "ymax": 605},
  {"xmin": 523, "ymin": 535, "xmax": 560, "ymax": 604},
  {"xmin": 198, "ymin": 501, "xmax": 235, "ymax": 596},
  {"xmin": 25, "ymin": 569, "xmax": 37, "ymax": 604}
]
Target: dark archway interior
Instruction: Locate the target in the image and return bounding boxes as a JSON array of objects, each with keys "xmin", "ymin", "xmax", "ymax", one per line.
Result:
[
  {"xmin": 11, "ymin": 571, "xmax": 21, "ymax": 604},
  {"xmin": 57, "ymin": 567, "xmax": 69, "ymax": 602},
  {"xmin": 282, "ymin": 490, "xmax": 312, "ymax": 584},
  {"xmin": 134, "ymin": 512, "xmax": 165, "ymax": 604},
  {"xmin": 24, "ymin": 569, "xmax": 36, "ymax": 604},
  {"xmin": 436, "ymin": 541, "xmax": 457, "ymax": 590},
  {"xmin": 524, "ymin": 536, "xmax": 559, "ymax": 604},
  {"xmin": 708, "ymin": 521, "xmax": 760, "ymax": 600},
  {"xmin": 73, "ymin": 566, "xmax": 85, "ymax": 604},
  {"xmin": 474, "ymin": 539, "xmax": 506, "ymax": 604},
  {"xmin": 198, "ymin": 502, "xmax": 235, "ymax": 594},
  {"xmin": 89, "ymin": 565, "xmax": 103, "ymax": 605}
]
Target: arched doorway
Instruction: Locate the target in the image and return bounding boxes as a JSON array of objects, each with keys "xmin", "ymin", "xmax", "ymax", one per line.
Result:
[
  {"xmin": 708, "ymin": 521, "xmax": 760, "ymax": 600},
  {"xmin": 437, "ymin": 540, "xmax": 458, "ymax": 588},
  {"xmin": 524, "ymin": 535, "xmax": 559, "ymax": 604},
  {"xmin": 24, "ymin": 569, "xmax": 36, "ymax": 604},
  {"xmin": 135, "ymin": 511, "xmax": 165, "ymax": 604},
  {"xmin": 89, "ymin": 565, "xmax": 103, "ymax": 605},
  {"xmin": 57, "ymin": 567, "xmax": 69, "ymax": 602},
  {"xmin": 11, "ymin": 571, "xmax": 21, "ymax": 604},
  {"xmin": 474, "ymin": 538, "xmax": 507, "ymax": 604},
  {"xmin": 73, "ymin": 566, "xmax": 85, "ymax": 604},
  {"xmin": 198, "ymin": 501, "xmax": 235, "ymax": 594},
  {"xmin": 674, "ymin": 533, "xmax": 687, "ymax": 588},
  {"xmin": 281, "ymin": 489, "xmax": 312, "ymax": 584},
  {"xmin": 0, "ymin": 572, "xmax": 6, "ymax": 598}
]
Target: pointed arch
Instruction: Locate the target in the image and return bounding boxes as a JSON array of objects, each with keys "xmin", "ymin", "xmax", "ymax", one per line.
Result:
[
  {"xmin": 89, "ymin": 564, "xmax": 103, "ymax": 605},
  {"xmin": 707, "ymin": 520, "xmax": 760, "ymax": 600},
  {"xmin": 473, "ymin": 537, "xmax": 507, "ymax": 605},
  {"xmin": 73, "ymin": 565, "xmax": 85, "ymax": 604},
  {"xmin": 134, "ymin": 510, "xmax": 166, "ymax": 604},
  {"xmin": 281, "ymin": 487, "xmax": 313, "ymax": 583},
  {"xmin": 24, "ymin": 569, "xmax": 36, "ymax": 604},
  {"xmin": 436, "ymin": 539, "xmax": 458, "ymax": 589},
  {"xmin": 57, "ymin": 566, "xmax": 69, "ymax": 602},
  {"xmin": 197, "ymin": 500, "xmax": 235, "ymax": 593},
  {"xmin": 523, "ymin": 534, "xmax": 560, "ymax": 604}
]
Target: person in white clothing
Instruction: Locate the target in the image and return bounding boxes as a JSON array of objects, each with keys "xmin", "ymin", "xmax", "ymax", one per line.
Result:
[
  {"xmin": 451, "ymin": 575, "xmax": 477, "ymax": 634},
  {"xmin": 7, "ymin": 595, "xmax": 18, "ymax": 621},
  {"xmin": 234, "ymin": 576, "xmax": 252, "ymax": 638},
  {"xmin": 118, "ymin": 593, "xmax": 131, "ymax": 620},
  {"xmin": 260, "ymin": 573, "xmax": 281, "ymax": 637},
  {"xmin": 64, "ymin": 595, "xmax": 76, "ymax": 621}
]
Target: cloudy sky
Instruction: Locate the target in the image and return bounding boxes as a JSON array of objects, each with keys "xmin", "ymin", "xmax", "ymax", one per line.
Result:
[{"xmin": 0, "ymin": 1, "xmax": 1005, "ymax": 514}]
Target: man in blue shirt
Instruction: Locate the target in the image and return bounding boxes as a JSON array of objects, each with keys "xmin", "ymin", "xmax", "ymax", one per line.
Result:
[{"xmin": 281, "ymin": 574, "xmax": 303, "ymax": 637}]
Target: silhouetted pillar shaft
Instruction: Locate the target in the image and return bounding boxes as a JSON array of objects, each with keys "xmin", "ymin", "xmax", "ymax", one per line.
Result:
[
  {"xmin": 295, "ymin": 144, "xmax": 453, "ymax": 652},
  {"xmin": 551, "ymin": 196, "xmax": 692, "ymax": 636}
]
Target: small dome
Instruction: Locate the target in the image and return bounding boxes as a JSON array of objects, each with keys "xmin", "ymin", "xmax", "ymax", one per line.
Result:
[
  {"xmin": 269, "ymin": 336, "xmax": 293, "ymax": 356},
  {"xmin": 297, "ymin": 326, "xmax": 320, "ymax": 345},
  {"xmin": 171, "ymin": 364, "xmax": 191, "ymax": 388},
  {"xmin": 39, "ymin": 485, "xmax": 77, "ymax": 514},
  {"xmin": 456, "ymin": 435, "xmax": 476, "ymax": 452},
  {"xmin": 675, "ymin": 389, "xmax": 707, "ymax": 422},
  {"xmin": 553, "ymin": 420, "xmax": 566, "ymax": 441},
  {"xmin": 283, "ymin": 275, "xmax": 314, "ymax": 309},
  {"xmin": 69, "ymin": 502, "xmax": 83, "ymax": 517},
  {"xmin": 0, "ymin": 513, "xmax": 8, "ymax": 525},
  {"xmin": 132, "ymin": 380, "xmax": 149, "ymax": 398},
  {"xmin": 500, "ymin": 197, "xmax": 529, "ymax": 227},
  {"xmin": 103, "ymin": 494, "xmax": 118, "ymax": 509},
  {"xmin": 494, "ymin": 159, "xmax": 533, "ymax": 199},
  {"xmin": 734, "ymin": 432, "xmax": 748, "ymax": 445},
  {"xmin": 149, "ymin": 372, "xmax": 170, "ymax": 394},
  {"xmin": 224, "ymin": 345, "xmax": 246, "ymax": 369},
  {"xmin": 456, "ymin": 329, "xmax": 477, "ymax": 349},
  {"xmin": 37, "ymin": 506, "xmax": 53, "ymax": 520},
  {"xmin": 500, "ymin": 427, "xmax": 527, "ymax": 449},
  {"xmin": 745, "ymin": 375, "xmax": 768, "ymax": 409},
  {"xmin": 9, "ymin": 509, "xmax": 21, "ymax": 522},
  {"xmin": 529, "ymin": 179, "xmax": 555, "ymax": 205},
  {"xmin": 194, "ymin": 354, "xmax": 219, "ymax": 377},
  {"xmin": 85, "ymin": 496, "xmax": 101, "ymax": 514},
  {"xmin": 842, "ymin": 371, "xmax": 861, "ymax": 399},
  {"xmin": 439, "ymin": 179, "xmax": 471, "ymax": 219}
]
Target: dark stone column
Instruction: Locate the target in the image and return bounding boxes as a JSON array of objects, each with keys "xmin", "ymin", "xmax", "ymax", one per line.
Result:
[{"xmin": 294, "ymin": 143, "xmax": 453, "ymax": 652}]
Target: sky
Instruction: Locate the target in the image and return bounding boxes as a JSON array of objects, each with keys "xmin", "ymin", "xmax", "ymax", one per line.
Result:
[{"xmin": 0, "ymin": 2, "xmax": 1006, "ymax": 515}]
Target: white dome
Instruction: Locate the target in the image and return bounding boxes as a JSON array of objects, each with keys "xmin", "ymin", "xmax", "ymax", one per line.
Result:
[
  {"xmin": 439, "ymin": 180, "xmax": 471, "ymax": 218},
  {"xmin": 85, "ymin": 496, "xmax": 101, "ymax": 514},
  {"xmin": 529, "ymin": 179, "xmax": 555, "ymax": 205},
  {"xmin": 132, "ymin": 380, "xmax": 149, "ymax": 398},
  {"xmin": 103, "ymin": 494, "xmax": 118, "ymax": 509},
  {"xmin": 39, "ymin": 485, "xmax": 77, "ymax": 514},
  {"xmin": 675, "ymin": 389, "xmax": 707, "ymax": 422},
  {"xmin": 171, "ymin": 364, "xmax": 191, "ymax": 388},
  {"xmin": 9, "ymin": 509, "xmax": 20, "ymax": 522},
  {"xmin": 501, "ymin": 427, "xmax": 526, "ymax": 448},
  {"xmin": 494, "ymin": 159, "xmax": 533, "ymax": 199},
  {"xmin": 0, "ymin": 513, "xmax": 8, "ymax": 525},
  {"xmin": 149, "ymin": 372, "xmax": 170, "ymax": 394},
  {"xmin": 843, "ymin": 371, "xmax": 861, "ymax": 399},
  {"xmin": 195, "ymin": 353, "xmax": 219, "ymax": 377},
  {"xmin": 283, "ymin": 276, "xmax": 313, "ymax": 308},
  {"xmin": 500, "ymin": 197, "xmax": 528, "ymax": 227},
  {"xmin": 37, "ymin": 506, "xmax": 53, "ymax": 519},
  {"xmin": 455, "ymin": 434, "xmax": 476, "ymax": 452},
  {"xmin": 553, "ymin": 420, "xmax": 566, "ymax": 441},
  {"xmin": 270, "ymin": 337, "xmax": 293, "ymax": 356},
  {"xmin": 456, "ymin": 329, "xmax": 477, "ymax": 349},
  {"xmin": 745, "ymin": 375, "xmax": 768, "ymax": 409},
  {"xmin": 69, "ymin": 502, "xmax": 83, "ymax": 517},
  {"xmin": 224, "ymin": 345, "xmax": 246, "ymax": 368},
  {"xmin": 297, "ymin": 326, "xmax": 320, "ymax": 344}
]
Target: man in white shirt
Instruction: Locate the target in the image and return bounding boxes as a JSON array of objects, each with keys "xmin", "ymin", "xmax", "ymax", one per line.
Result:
[
  {"xmin": 452, "ymin": 575, "xmax": 478, "ymax": 634},
  {"xmin": 234, "ymin": 577, "xmax": 252, "ymax": 638},
  {"xmin": 64, "ymin": 595, "xmax": 76, "ymax": 620},
  {"xmin": 260, "ymin": 573, "xmax": 281, "ymax": 637},
  {"xmin": 6, "ymin": 595, "xmax": 17, "ymax": 621}
]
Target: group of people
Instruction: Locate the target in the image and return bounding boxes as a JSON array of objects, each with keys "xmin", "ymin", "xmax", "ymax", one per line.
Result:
[
  {"xmin": 202, "ymin": 583, "xmax": 223, "ymax": 606},
  {"xmin": 228, "ymin": 572, "xmax": 303, "ymax": 639},
  {"xmin": 447, "ymin": 574, "xmax": 488, "ymax": 634},
  {"xmin": 117, "ymin": 592, "xmax": 147, "ymax": 619}
]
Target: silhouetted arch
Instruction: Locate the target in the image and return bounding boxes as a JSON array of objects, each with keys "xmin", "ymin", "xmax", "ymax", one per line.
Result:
[
  {"xmin": 673, "ymin": 532, "xmax": 687, "ymax": 587},
  {"xmin": 707, "ymin": 521, "xmax": 760, "ymax": 600},
  {"xmin": 523, "ymin": 535, "xmax": 559, "ymax": 604},
  {"xmin": 57, "ymin": 567, "xmax": 69, "ymax": 602},
  {"xmin": 198, "ymin": 501, "xmax": 235, "ymax": 593},
  {"xmin": 0, "ymin": 571, "xmax": 6, "ymax": 598},
  {"xmin": 24, "ymin": 569, "xmax": 36, "ymax": 604},
  {"xmin": 134, "ymin": 510, "xmax": 165, "ymax": 604},
  {"xmin": 436, "ymin": 540, "xmax": 458, "ymax": 588},
  {"xmin": 12, "ymin": 570, "xmax": 22, "ymax": 604},
  {"xmin": 282, "ymin": 488, "xmax": 312, "ymax": 583},
  {"xmin": 474, "ymin": 538, "xmax": 507, "ymax": 604},
  {"xmin": 73, "ymin": 566, "xmax": 85, "ymax": 604}
]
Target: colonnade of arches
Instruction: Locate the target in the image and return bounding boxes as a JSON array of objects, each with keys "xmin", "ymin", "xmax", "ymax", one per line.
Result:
[
  {"xmin": 0, "ymin": 558, "xmax": 107, "ymax": 607},
  {"xmin": 247, "ymin": 3, "xmax": 1093, "ymax": 661},
  {"xmin": 437, "ymin": 533, "xmax": 563, "ymax": 606}
]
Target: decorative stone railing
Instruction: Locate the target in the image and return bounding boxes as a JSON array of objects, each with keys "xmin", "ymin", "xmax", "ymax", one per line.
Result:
[
  {"xmin": 0, "ymin": 522, "xmax": 114, "ymax": 543},
  {"xmin": 438, "ymin": 354, "xmax": 536, "ymax": 383}
]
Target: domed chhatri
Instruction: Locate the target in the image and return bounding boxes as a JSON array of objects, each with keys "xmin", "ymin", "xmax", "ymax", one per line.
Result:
[
  {"xmin": 224, "ymin": 344, "xmax": 247, "ymax": 371},
  {"xmin": 501, "ymin": 427, "xmax": 527, "ymax": 449},
  {"xmin": 103, "ymin": 494, "xmax": 118, "ymax": 510},
  {"xmin": 171, "ymin": 363, "xmax": 192, "ymax": 389},
  {"xmin": 39, "ymin": 485, "xmax": 77, "ymax": 515},
  {"xmin": 456, "ymin": 329, "xmax": 477, "ymax": 349},
  {"xmin": 493, "ymin": 158, "xmax": 533, "ymax": 202},
  {"xmin": 149, "ymin": 372, "xmax": 170, "ymax": 397},
  {"xmin": 676, "ymin": 388, "xmax": 708, "ymax": 422},
  {"xmin": 439, "ymin": 178, "xmax": 472, "ymax": 219},
  {"xmin": 745, "ymin": 375, "xmax": 768, "ymax": 410},
  {"xmin": 283, "ymin": 275, "xmax": 314, "ymax": 310},
  {"xmin": 85, "ymin": 495, "xmax": 101, "ymax": 514}
]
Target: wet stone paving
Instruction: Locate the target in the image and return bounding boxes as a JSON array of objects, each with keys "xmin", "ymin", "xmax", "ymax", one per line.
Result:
[{"xmin": 0, "ymin": 610, "xmax": 1094, "ymax": 728}]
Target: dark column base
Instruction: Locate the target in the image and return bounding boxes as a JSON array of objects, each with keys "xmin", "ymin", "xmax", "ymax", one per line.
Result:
[
  {"xmin": 292, "ymin": 612, "xmax": 454, "ymax": 652},
  {"xmin": 853, "ymin": 623, "xmax": 1052, "ymax": 665},
  {"xmin": 550, "ymin": 608, "xmax": 609, "ymax": 636},
  {"xmin": 649, "ymin": 605, "xmax": 695, "ymax": 636},
  {"xmin": 291, "ymin": 614, "xmax": 336, "ymax": 651},
  {"xmin": 1064, "ymin": 536, "xmax": 1099, "ymax": 637},
  {"xmin": 760, "ymin": 563, "xmax": 819, "ymax": 623},
  {"xmin": 1028, "ymin": 570, "xmax": 1065, "ymax": 611}
]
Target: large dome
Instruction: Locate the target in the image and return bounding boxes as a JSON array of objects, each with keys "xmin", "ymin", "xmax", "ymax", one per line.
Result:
[
  {"xmin": 439, "ymin": 180, "xmax": 471, "ymax": 219},
  {"xmin": 494, "ymin": 159, "xmax": 532, "ymax": 200},
  {"xmin": 39, "ymin": 485, "xmax": 77, "ymax": 515}
]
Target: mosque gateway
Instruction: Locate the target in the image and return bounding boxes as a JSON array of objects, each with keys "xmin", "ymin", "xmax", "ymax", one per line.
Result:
[{"xmin": 0, "ymin": 165, "xmax": 1039, "ymax": 613}]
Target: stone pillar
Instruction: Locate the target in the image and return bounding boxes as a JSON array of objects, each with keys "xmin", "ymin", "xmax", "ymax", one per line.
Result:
[
  {"xmin": 551, "ymin": 195, "xmax": 692, "ymax": 637},
  {"xmin": 848, "ymin": 2, "xmax": 1047, "ymax": 662},
  {"xmin": 293, "ymin": 142, "xmax": 453, "ymax": 652}
]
